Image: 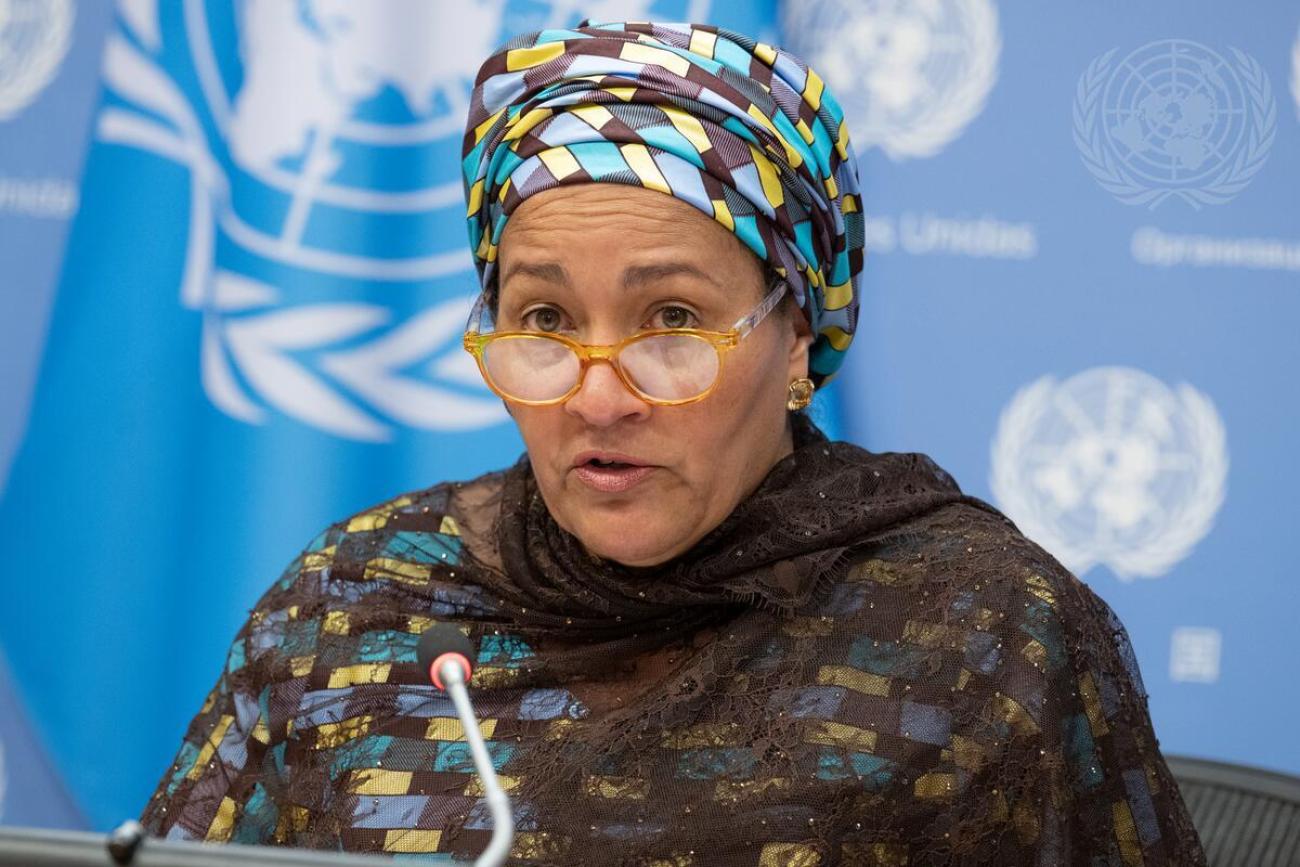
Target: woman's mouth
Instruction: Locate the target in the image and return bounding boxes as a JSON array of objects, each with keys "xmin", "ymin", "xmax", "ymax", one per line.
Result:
[{"xmin": 572, "ymin": 455, "xmax": 657, "ymax": 493}]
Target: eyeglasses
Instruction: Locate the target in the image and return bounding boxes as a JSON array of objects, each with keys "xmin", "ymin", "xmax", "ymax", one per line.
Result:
[{"xmin": 462, "ymin": 277, "xmax": 788, "ymax": 406}]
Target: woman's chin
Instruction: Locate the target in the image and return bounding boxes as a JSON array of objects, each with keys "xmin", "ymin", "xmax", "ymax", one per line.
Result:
[{"xmin": 572, "ymin": 512, "xmax": 694, "ymax": 567}]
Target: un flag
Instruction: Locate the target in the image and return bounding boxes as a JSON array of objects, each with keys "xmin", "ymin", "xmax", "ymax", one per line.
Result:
[{"xmin": 0, "ymin": 1, "xmax": 526, "ymax": 829}]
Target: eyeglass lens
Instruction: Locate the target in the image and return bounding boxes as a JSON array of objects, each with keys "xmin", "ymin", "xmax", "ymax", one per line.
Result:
[{"xmin": 480, "ymin": 333, "xmax": 721, "ymax": 403}]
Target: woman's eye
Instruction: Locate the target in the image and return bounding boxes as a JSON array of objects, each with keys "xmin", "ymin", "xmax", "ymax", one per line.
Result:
[
  {"xmin": 522, "ymin": 306, "xmax": 565, "ymax": 332},
  {"xmin": 652, "ymin": 305, "xmax": 696, "ymax": 329}
]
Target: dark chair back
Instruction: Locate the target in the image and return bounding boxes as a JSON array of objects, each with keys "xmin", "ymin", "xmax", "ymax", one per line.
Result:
[{"xmin": 1167, "ymin": 754, "xmax": 1300, "ymax": 866}]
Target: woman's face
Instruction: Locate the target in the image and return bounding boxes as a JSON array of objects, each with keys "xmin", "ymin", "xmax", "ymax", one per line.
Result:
[{"xmin": 495, "ymin": 183, "xmax": 812, "ymax": 567}]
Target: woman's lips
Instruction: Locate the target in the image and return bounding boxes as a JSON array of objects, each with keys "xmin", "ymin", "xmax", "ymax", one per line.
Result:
[{"xmin": 573, "ymin": 463, "xmax": 657, "ymax": 493}]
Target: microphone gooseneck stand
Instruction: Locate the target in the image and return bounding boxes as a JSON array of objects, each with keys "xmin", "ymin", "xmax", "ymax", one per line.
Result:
[
  {"xmin": 436, "ymin": 657, "xmax": 515, "ymax": 867},
  {"xmin": 418, "ymin": 622, "xmax": 516, "ymax": 867}
]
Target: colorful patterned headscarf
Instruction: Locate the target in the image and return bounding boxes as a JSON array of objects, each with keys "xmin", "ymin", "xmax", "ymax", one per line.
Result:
[{"xmin": 461, "ymin": 20, "xmax": 864, "ymax": 384}]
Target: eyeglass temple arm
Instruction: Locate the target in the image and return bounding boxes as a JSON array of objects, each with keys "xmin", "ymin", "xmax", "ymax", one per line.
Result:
[
  {"xmin": 731, "ymin": 278, "xmax": 789, "ymax": 339},
  {"xmin": 465, "ymin": 291, "xmax": 491, "ymax": 336}
]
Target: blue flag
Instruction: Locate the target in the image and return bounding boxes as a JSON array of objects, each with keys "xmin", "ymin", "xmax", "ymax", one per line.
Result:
[{"xmin": 0, "ymin": 0, "xmax": 793, "ymax": 830}]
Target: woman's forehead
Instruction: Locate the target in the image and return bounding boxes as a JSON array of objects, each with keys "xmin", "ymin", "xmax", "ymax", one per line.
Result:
[
  {"xmin": 500, "ymin": 260, "xmax": 725, "ymax": 290},
  {"xmin": 503, "ymin": 184, "xmax": 741, "ymax": 252},
  {"xmin": 493, "ymin": 187, "xmax": 766, "ymax": 312}
]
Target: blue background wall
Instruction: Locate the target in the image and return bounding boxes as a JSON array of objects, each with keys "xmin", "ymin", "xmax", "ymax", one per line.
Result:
[{"xmin": 1, "ymin": 0, "xmax": 1295, "ymax": 831}]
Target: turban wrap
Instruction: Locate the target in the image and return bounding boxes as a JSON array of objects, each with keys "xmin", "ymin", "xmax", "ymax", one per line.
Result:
[{"xmin": 461, "ymin": 20, "xmax": 865, "ymax": 384}]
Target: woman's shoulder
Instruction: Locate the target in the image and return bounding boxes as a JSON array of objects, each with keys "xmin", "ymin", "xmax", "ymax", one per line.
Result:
[
  {"xmin": 331, "ymin": 460, "xmax": 516, "ymax": 539},
  {"xmin": 246, "ymin": 465, "xmax": 517, "ymax": 634},
  {"xmin": 821, "ymin": 494, "xmax": 1129, "ymax": 684},
  {"xmin": 208, "ymin": 465, "xmax": 517, "ymax": 693},
  {"xmin": 929, "ymin": 497, "xmax": 1118, "ymax": 624}
]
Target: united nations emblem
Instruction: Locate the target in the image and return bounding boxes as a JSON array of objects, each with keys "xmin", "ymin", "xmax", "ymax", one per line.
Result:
[
  {"xmin": 781, "ymin": 0, "xmax": 1000, "ymax": 160},
  {"xmin": 95, "ymin": 0, "xmax": 687, "ymax": 441},
  {"xmin": 990, "ymin": 367, "xmax": 1227, "ymax": 581},
  {"xmin": 0, "ymin": 0, "xmax": 74, "ymax": 121},
  {"xmin": 1074, "ymin": 39, "xmax": 1276, "ymax": 209}
]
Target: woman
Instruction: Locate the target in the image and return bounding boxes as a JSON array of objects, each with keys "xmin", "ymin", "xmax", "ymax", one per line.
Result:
[{"xmin": 141, "ymin": 21, "xmax": 1205, "ymax": 865}]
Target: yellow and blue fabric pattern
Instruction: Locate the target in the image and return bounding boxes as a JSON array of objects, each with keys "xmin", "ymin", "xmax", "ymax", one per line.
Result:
[
  {"xmin": 461, "ymin": 20, "xmax": 865, "ymax": 384},
  {"xmin": 139, "ymin": 415, "xmax": 1205, "ymax": 863}
]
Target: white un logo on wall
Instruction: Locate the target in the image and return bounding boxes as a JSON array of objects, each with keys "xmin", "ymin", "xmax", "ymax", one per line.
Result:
[
  {"xmin": 0, "ymin": 0, "xmax": 74, "ymax": 121},
  {"xmin": 1074, "ymin": 39, "xmax": 1276, "ymax": 209},
  {"xmin": 96, "ymin": 0, "xmax": 698, "ymax": 441},
  {"xmin": 990, "ymin": 367, "xmax": 1228, "ymax": 581},
  {"xmin": 781, "ymin": 0, "xmax": 1000, "ymax": 160}
]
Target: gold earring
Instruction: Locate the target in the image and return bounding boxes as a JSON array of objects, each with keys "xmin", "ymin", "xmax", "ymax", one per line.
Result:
[{"xmin": 786, "ymin": 377, "xmax": 814, "ymax": 411}]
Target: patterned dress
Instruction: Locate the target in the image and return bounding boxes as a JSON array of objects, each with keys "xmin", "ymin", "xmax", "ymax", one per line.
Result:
[{"xmin": 140, "ymin": 438, "xmax": 1205, "ymax": 865}]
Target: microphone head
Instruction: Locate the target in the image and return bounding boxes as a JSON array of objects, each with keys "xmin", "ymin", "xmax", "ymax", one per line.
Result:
[{"xmin": 417, "ymin": 622, "xmax": 476, "ymax": 690}]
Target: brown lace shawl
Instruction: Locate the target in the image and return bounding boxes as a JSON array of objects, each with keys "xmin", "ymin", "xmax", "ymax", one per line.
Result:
[{"xmin": 141, "ymin": 415, "xmax": 1205, "ymax": 865}]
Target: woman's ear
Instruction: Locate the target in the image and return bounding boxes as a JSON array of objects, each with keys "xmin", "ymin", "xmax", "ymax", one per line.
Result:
[{"xmin": 784, "ymin": 295, "xmax": 814, "ymax": 380}]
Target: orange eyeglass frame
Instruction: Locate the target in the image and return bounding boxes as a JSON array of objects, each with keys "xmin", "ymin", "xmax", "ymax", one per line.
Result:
[{"xmin": 462, "ymin": 277, "xmax": 789, "ymax": 407}]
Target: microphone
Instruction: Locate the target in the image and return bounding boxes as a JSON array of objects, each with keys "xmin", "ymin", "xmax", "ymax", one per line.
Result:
[{"xmin": 416, "ymin": 624, "xmax": 514, "ymax": 866}]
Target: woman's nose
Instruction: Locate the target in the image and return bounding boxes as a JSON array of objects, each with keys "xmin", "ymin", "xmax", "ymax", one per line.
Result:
[{"xmin": 564, "ymin": 360, "xmax": 651, "ymax": 426}]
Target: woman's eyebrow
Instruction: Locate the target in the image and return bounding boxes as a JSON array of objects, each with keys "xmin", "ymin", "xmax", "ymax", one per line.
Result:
[
  {"xmin": 501, "ymin": 261, "xmax": 569, "ymax": 286},
  {"xmin": 622, "ymin": 263, "xmax": 721, "ymax": 290}
]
